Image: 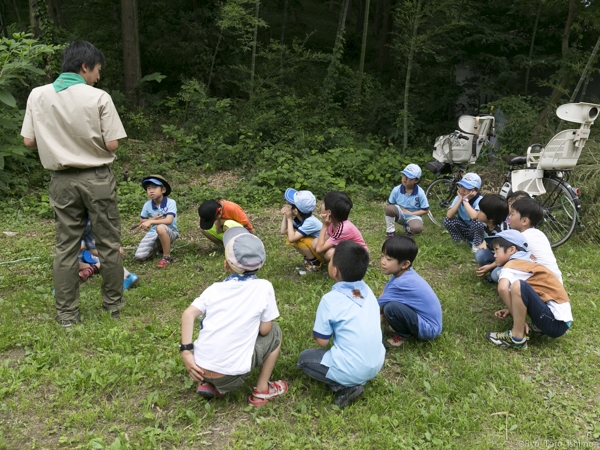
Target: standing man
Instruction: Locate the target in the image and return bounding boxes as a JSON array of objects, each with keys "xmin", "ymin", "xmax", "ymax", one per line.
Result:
[{"xmin": 21, "ymin": 41, "xmax": 127, "ymax": 327}]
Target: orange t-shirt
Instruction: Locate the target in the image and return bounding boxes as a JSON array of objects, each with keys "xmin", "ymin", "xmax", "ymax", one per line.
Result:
[{"xmin": 219, "ymin": 200, "xmax": 253, "ymax": 232}]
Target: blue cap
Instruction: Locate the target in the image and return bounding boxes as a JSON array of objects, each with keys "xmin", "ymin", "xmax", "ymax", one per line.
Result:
[
  {"xmin": 284, "ymin": 188, "xmax": 316, "ymax": 214},
  {"xmin": 457, "ymin": 173, "xmax": 481, "ymax": 190},
  {"xmin": 401, "ymin": 164, "xmax": 422, "ymax": 179},
  {"xmin": 485, "ymin": 230, "xmax": 528, "ymax": 251}
]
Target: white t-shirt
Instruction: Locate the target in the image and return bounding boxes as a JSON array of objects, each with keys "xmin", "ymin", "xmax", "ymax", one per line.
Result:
[
  {"xmin": 191, "ymin": 276, "xmax": 279, "ymax": 375},
  {"xmin": 522, "ymin": 228, "xmax": 562, "ymax": 283},
  {"xmin": 499, "ymin": 268, "xmax": 572, "ymax": 322}
]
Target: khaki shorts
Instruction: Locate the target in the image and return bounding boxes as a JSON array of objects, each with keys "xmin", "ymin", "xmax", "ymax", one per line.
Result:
[{"xmin": 203, "ymin": 322, "xmax": 282, "ymax": 394}]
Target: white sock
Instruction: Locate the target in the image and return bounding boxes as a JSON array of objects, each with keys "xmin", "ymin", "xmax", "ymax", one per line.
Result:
[{"xmin": 385, "ymin": 215, "xmax": 396, "ymax": 233}]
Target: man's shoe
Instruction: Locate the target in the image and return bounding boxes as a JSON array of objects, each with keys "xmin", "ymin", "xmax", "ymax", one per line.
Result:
[
  {"xmin": 157, "ymin": 256, "xmax": 173, "ymax": 268},
  {"xmin": 385, "ymin": 335, "xmax": 406, "ymax": 348},
  {"xmin": 123, "ymin": 273, "xmax": 139, "ymax": 290},
  {"xmin": 110, "ymin": 310, "xmax": 120, "ymax": 319},
  {"xmin": 485, "ymin": 330, "xmax": 528, "ymax": 349},
  {"xmin": 58, "ymin": 318, "xmax": 79, "ymax": 328},
  {"xmin": 79, "ymin": 265, "xmax": 97, "ymax": 281},
  {"xmin": 333, "ymin": 385, "xmax": 364, "ymax": 408}
]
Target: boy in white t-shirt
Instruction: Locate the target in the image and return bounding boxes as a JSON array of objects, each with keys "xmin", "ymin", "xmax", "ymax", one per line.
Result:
[
  {"xmin": 508, "ymin": 198, "xmax": 562, "ymax": 283},
  {"xmin": 485, "ymin": 230, "xmax": 572, "ymax": 350},
  {"xmin": 180, "ymin": 228, "xmax": 288, "ymax": 406}
]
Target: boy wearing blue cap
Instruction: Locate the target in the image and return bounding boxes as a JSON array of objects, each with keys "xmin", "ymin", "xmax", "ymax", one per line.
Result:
[
  {"xmin": 385, "ymin": 164, "xmax": 429, "ymax": 239},
  {"xmin": 485, "ymin": 230, "xmax": 572, "ymax": 350},
  {"xmin": 443, "ymin": 172, "xmax": 485, "ymax": 251},
  {"xmin": 280, "ymin": 188, "xmax": 324, "ymax": 275},
  {"xmin": 135, "ymin": 175, "xmax": 179, "ymax": 268}
]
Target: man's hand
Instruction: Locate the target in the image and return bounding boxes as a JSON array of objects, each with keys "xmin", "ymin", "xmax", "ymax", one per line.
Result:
[
  {"xmin": 182, "ymin": 352, "xmax": 205, "ymax": 382},
  {"xmin": 494, "ymin": 309, "xmax": 511, "ymax": 319}
]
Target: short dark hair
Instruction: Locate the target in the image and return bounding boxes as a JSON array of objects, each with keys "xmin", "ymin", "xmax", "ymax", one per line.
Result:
[
  {"xmin": 331, "ymin": 240, "xmax": 369, "ymax": 282},
  {"xmin": 381, "ymin": 235, "xmax": 418, "ymax": 266},
  {"xmin": 288, "ymin": 203, "xmax": 312, "ymax": 220},
  {"xmin": 323, "ymin": 191, "xmax": 352, "ymax": 222},
  {"xmin": 511, "ymin": 198, "xmax": 544, "ymax": 227},
  {"xmin": 479, "ymin": 195, "xmax": 508, "ymax": 226},
  {"xmin": 507, "ymin": 190, "xmax": 529, "ymax": 203},
  {"xmin": 61, "ymin": 41, "xmax": 105, "ymax": 73},
  {"xmin": 492, "ymin": 237, "xmax": 525, "ymax": 252}
]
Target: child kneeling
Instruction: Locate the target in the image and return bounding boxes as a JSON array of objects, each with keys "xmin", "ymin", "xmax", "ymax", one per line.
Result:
[
  {"xmin": 297, "ymin": 241, "xmax": 385, "ymax": 408},
  {"xmin": 180, "ymin": 228, "xmax": 287, "ymax": 406}
]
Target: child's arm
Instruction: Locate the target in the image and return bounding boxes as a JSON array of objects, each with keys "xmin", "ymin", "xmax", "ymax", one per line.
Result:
[
  {"xmin": 181, "ymin": 305, "xmax": 205, "ymax": 382},
  {"xmin": 476, "ymin": 261, "xmax": 497, "ymax": 277},
  {"xmin": 140, "ymin": 213, "xmax": 174, "ymax": 230},
  {"xmin": 446, "ymin": 196, "xmax": 462, "ymax": 219},
  {"xmin": 399, "ymin": 206, "xmax": 428, "ymax": 217},
  {"xmin": 461, "ymin": 198, "xmax": 479, "ymax": 220},
  {"xmin": 259, "ymin": 320, "xmax": 272, "ymax": 336},
  {"xmin": 314, "ymin": 211, "xmax": 334, "ymax": 254},
  {"xmin": 279, "ymin": 209, "xmax": 288, "ymax": 235},
  {"xmin": 280, "ymin": 206, "xmax": 304, "ymax": 242},
  {"xmin": 314, "ymin": 336, "xmax": 330, "ymax": 347}
]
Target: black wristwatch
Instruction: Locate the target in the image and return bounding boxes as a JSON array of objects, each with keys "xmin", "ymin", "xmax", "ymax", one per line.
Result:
[{"xmin": 179, "ymin": 343, "xmax": 194, "ymax": 352}]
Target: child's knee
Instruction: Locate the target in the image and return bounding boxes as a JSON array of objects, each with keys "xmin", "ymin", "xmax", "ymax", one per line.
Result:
[
  {"xmin": 385, "ymin": 204, "xmax": 398, "ymax": 218},
  {"xmin": 407, "ymin": 220, "xmax": 423, "ymax": 234}
]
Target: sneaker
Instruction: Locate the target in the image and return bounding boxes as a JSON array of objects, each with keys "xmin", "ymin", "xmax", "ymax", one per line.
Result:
[
  {"xmin": 298, "ymin": 261, "xmax": 322, "ymax": 276},
  {"xmin": 472, "ymin": 243, "xmax": 480, "ymax": 253},
  {"xmin": 157, "ymin": 256, "xmax": 173, "ymax": 268},
  {"xmin": 79, "ymin": 265, "xmax": 97, "ymax": 281},
  {"xmin": 110, "ymin": 310, "xmax": 120, "ymax": 319},
  {"xmin": 385, "ymin": 335, "xmax": 406, "ymax": 348},
  {"xmin": 58, "ymin": 318, "xmax": 79, "ymax": 328},
  {"xmin": 333, "ymin": 385, "xmax": 364, "ymax": 408},
  {"xmin": 485, "ymin": 330, "xmax": 528, "ymax": 349},
  {"xmin": 248, "ymin": 380, "xmax": 288, "ymax": 406},
  {"xmin": 197, "ymin": 383, "xmax": 225, "ymax": 399},
  {"xmin": 386, "ymin": 232, "xmax": 396, "ymax": 240},
  {"xmin": 294, "ymin": 259, "xmax": 312, "ymax": 270},
  {"xmin": 123, "ymin": 273, "xmax": 139, "ymax": 291}
]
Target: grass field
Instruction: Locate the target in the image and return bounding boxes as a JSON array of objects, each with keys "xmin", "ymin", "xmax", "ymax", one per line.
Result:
[{"xmin": 1, "ymin": 155, "xmax": 599, "ymax": 449}]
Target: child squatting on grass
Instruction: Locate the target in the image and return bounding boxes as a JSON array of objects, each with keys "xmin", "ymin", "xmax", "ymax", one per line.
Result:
[
  {"xmin": 180, "ymin": 227, "xmax": 288, "ymax": 406},
  {"xmin": 198, "ymin": 198, "xmax": 254, "ymax": 246},
  {"xmin": 280, "ymin": 188, "xmax": 325, "ymax": 276},
  {"xmin": 443, "ymin": 172, "xmax": 484, "ymax": 252},
  {"xmin": 485, "ymin": 230, "xmax": 573, "ymax": 350},
  {"xmin": 134, "ymin": 175, "xmax": 179, "ymax": 268},
  {"xmin": 313, "ymin": 191, "xmax": 368, "ymax": 263},
  {"xmin": 384, "ymin": 163, "xmax": 429, "ymax": 239},
  {"xmin": 297, "ymin": 241, "xmax": 385, "ymax": 408},
  {"xmin": 473, "ymin": 194, "xmax": 509, "ymax": 283},
  {"xmin": 378, "ymin": 236, "xmax": 442, "ymax": 348}
]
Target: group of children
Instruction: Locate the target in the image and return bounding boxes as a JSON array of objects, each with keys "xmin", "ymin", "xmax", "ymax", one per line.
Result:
[{"xmin": 85, "ymin": 167, "xmax": 570, "ymax": 408}]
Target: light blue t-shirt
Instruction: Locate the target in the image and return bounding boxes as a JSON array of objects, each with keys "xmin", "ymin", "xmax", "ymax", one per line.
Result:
[
  {"xmin": 378, "ymin": 268, "xmax": 442, "ymax": 340},
  {"xmin": 388, "ymin": 184, "xmax": 429, "ymax": 212},
  {"xmin": 449, "ymin": 194, "xmax": 481, "ymax": 225},
  {"xmin": 293, "ymin": 215, "xmax": 322, "ymax": 238},
  {"xmin": 140, "ymin": 196, "xmax": 178, "ymax": 232},
  {"xmin": 313, "ymin": 280, "xmax": 385, "ymax": 387}
]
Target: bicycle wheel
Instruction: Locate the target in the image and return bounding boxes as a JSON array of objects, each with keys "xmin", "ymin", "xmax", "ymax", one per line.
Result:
[
  {"xmin": 534, "ymin": 177, "xmax": 578, "ymax": 248},
  {"xmin": 425, "ymin": 178, "xmax": 456, "ymax": 226}
]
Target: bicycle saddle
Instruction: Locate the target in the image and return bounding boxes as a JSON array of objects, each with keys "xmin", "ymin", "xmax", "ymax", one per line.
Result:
[{"xmin": 502, "ymin": 155, "xmax": 527, "ymax": 165}]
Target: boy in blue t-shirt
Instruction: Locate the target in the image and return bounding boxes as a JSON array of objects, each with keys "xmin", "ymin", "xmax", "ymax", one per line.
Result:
[
  {"xmin": 379, "ymin": 236, "xmax": 442, "ymax": 347},
  {"xmin": 385, "ymin": 164, "xmax": 429, "ymax": 239},
  {"xmin": 297, "ymin": 241, "xmax": 385, "ymax": 408},
  {"xmin": 443, "ymin": 172, "xmax": 485, "ymax": 252},
  {"xmin": 134, "ymin": 175, "xmax": 179, "ymax": 268},
  {"xmin": 280, "ymin": 188, "xmax": 324, "ymax": 275}
]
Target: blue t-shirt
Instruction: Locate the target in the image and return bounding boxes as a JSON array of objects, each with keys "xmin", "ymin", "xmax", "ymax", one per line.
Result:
[
  {"xmin": 378, "ymin": 268, "xmax": 442, "ymax": 340},
  {"xmin": 293, "ymin": 215, "xmax": 322, "ymax": 238},
  {"xmin": 388, "ymin": 184, "xmax": 429, "ymax": 212},
  {"xmin": 313, "ymin": 280, "xmax": 385, "ymax": 387},
  {"xmin": 449, "ymin": 194, "xmax": 482, "ymax": 225},
  {"xmin": 140, "ymin": 196, "xmax": 178, "ymax": 232}
]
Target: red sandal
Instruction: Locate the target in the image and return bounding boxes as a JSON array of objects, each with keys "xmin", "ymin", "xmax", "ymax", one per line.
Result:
[{"xmin": 248, "ymin": 380, "xmax": 288, "ymax": 406}]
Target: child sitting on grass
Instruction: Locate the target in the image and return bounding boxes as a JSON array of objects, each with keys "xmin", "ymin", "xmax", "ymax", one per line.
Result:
[
  {"xmin": 378, "ymin": 236, "xmax": 442, "ymax": 347},
  {"xmin": 473, "ymin": 195, "xmax": 509, "ymax": 283},
  {"xmin": 135, "ymin": 175, "xmax": 179, "ymax": 268},
  {"xmin": 485, "ymin": 230, "xmax": 572, "ymax": 349},
  {"xmin": 313, "ymin": 191, "xmax": 367, "ymax": 263},
  {"xmin": 198, "ymin": 199, "xmax": 254, "ymax": 246},
  {"xmin": 297, "ymin": 241, "xmax": 385, "ymax": 408},
  {"xmin": 384, "ymin": 164, "xmax": 429, "ymax": 238},
  {"xmin": 280, "ymin": 188, "xmax": 324, "ymax": 275},
  {"xmin": 443, "ymin": 172, "xmax": 484, "ymax": 252},
  {"xmin": 180, "ymin": 227, "xmax": 287, "ymax": 406}
]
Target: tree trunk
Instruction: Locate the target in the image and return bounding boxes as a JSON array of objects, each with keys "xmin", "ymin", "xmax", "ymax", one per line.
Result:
[
  {"xmin": 531, "ymin": 0, "xmax": 577, "ymax": 140},
  {"xmin": 250, "ymin": 0, "xmax": 260, "ymax": 95},
  {"xmin": 355, "ymin": 0, "xmax": 365, "ymax": 34},
  {"xmin": 570, "ymin": 35, "xmax": 600, "ymax": 102},
  {"xmin": 524, "ymin": 0, "xmax": 542, "ymax": 95},
  {"xmin": 121, "ymin": 0, "xmax": 142, "ymax": 105},
  {"xmin": 29, "ymin": 0, "xmax": 41, "ymax": 37},
  {"xmin": 356, "ymin": 0, "xmax": 370, "ymax": 98},
  {"xmin": 377, "ymin": 0, "xmax": 390, "ymax": 71},
  {"xmin": 403, "ymin": 0, "xmax": 421, "ymax": 151},
  {"xmin": 0, "ymin": 4, "xmax": 7, "ymax": 38},
  {"xmin": 324, "ymin": 0, "xmax": 350, "ymax": 93},
  {"xmin": 373, "ymin": 0, "xmax": 382, "ymax": 35},
  {"xmin": 207, "ymin": 29, "xmax": 222, "ymax": 94}
]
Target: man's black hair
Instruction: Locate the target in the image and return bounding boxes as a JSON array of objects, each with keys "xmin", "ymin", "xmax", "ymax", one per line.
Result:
[
  {"xmin": 62, "ymin": 41, "xmax": 105, "ymax": 74},
  {"xmin": 511, "ymin": 198, "xmax": 544, "ymax": 227},
  {"xmin": 507, "ymin": 190, "xmax": 529, "ymax": 203},
  {"xmin": 288, "ymin": 202, "xmax": 312, "ymax": 220},
  {"xmin": 492, "ymin": 237, "xmax": 525, "ymax": 252},
  {"xmin": 381, "ymin": 235, "xmax": 418, "ymax": 266},
  {"xmin": 479, "ymin": 195, "xmax": 508, "ymax": 226},
  {"xmin": 323, "ymin": 191, "xmax": 352, "ymax": 222},
  {"xmin": 331, "ymin": 240, "xmax": 369, "ymax": 282}
]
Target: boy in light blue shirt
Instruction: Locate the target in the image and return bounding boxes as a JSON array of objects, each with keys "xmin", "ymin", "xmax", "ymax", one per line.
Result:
[
  {"xmin": 135, "ymin": 175, "xmax": 179, "ymax": 268},
  {"xmin": 297, "ymin": 241, "xmax": 385, "ymax": 408},
  {"xmin": 385, "ymin": 164, "xmax": 429, "ymax": 239}
]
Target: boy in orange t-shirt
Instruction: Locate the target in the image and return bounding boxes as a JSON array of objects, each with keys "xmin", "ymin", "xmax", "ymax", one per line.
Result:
[{"xmin": 198, "ymin": 199, "xmax": 254, "ymax": 246}]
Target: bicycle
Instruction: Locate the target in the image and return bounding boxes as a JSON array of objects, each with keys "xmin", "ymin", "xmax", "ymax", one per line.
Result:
[{"xmin": 424, "ymin": 102, "xmax": 599, "ymax": 248}]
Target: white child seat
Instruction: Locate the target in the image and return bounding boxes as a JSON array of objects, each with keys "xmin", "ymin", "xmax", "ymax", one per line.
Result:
[
  {"xmin": 510, "ymin": 102, "xmax": 599, "ymax": 195},
  {"xmin": 432, "ymin": 115, "xmax": 495, "ymax": 164}
]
